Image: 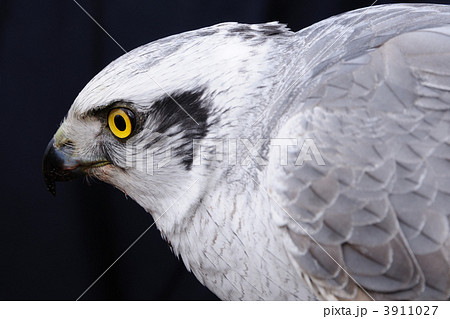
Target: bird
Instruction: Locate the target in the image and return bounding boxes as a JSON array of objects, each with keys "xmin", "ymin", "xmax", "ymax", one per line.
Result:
[{"xmin": 42, "ymin": 4, "xmax": 450, "ymax": 300}]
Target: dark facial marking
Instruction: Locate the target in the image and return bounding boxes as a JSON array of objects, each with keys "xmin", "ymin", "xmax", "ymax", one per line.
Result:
[{"xmin": 148, "ymin": 90, "xmax": 209, "ymax": 170}]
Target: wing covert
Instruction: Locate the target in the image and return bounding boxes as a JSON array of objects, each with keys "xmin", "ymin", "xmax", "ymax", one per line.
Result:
[{"xmin": 268, "ymin": 25, "xmax": 450, "ymax": 300}]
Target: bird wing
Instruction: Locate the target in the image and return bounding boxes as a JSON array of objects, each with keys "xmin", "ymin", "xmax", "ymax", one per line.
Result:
[{"xmin": 268, "ymin": 7, "xmax": 450, "ymax": 300}]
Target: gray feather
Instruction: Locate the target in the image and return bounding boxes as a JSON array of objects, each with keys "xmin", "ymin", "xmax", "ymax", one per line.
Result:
[{"xmin": 270, "ymin": 4, "xmax": 450, "ymax": 300}]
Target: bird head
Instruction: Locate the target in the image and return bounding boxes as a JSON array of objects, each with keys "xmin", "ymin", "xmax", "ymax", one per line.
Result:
[{"xmin": 42, "ymin": 22, "xmax": 291, "ymax": 227}]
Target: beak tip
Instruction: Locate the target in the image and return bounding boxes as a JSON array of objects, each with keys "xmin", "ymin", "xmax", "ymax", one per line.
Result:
[
  {"xmin": 42, "ymin": 138, "xmax": 57, "ymax": 196},
  {"xmin": 45, "ymin": 178, "xmax": 57, "ymax": 196}
]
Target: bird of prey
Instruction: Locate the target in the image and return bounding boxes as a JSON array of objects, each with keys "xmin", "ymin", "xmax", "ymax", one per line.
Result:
[{"xmin": 43, "ymin": 4, "xmax": 450, "ymax": 300}]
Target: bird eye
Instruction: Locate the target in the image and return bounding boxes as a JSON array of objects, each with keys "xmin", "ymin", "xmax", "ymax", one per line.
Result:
[{"xmin": 107, "ymin": 108, "xmax": 135, "ymax": 139}]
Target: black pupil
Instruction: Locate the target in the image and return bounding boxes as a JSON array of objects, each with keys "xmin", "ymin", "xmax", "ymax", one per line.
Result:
[{"xmin": 114, "ymin": 115, "xmax": 126, "ymax": 131}]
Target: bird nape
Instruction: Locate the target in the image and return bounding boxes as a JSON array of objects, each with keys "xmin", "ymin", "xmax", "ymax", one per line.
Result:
[{"xmin": 42, "ymin": 4, "xmax": 450, "ymax": 300}]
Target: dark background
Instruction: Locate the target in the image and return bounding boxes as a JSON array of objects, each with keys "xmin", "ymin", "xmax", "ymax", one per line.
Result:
[{"xmin": 1, "ymin": 0, "xmax": 449, "ymax": 300}]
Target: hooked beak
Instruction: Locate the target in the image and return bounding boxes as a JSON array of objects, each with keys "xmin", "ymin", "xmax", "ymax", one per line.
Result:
[
  {"xmin": 42, "ymin": 138, "xmax": 86, "ymax": 196},
  {"xmin": 42, "ymin": 138, "xmax": 109, "ymax": 195}
]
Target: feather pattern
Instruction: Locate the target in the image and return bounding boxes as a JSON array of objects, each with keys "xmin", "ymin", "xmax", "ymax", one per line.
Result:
[{"xmin": 268, "ymin": 7, "xmax": 450, "ymax": 300}]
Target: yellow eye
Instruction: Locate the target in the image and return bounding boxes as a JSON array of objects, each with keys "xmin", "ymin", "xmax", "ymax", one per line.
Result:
[{"xmin": 108, "ymin": 108, "xmax": 135, "ymax": 139}]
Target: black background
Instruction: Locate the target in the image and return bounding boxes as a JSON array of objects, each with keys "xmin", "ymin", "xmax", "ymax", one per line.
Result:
[{"xmin": 1, "ymin": 0, "xmax": 449, "ymax": 300}]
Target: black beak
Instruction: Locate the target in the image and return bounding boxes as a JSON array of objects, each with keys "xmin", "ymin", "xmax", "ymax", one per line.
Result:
[{"xmin": 42, "ymin": 138, "xmax": 85, "ymax": 196}]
